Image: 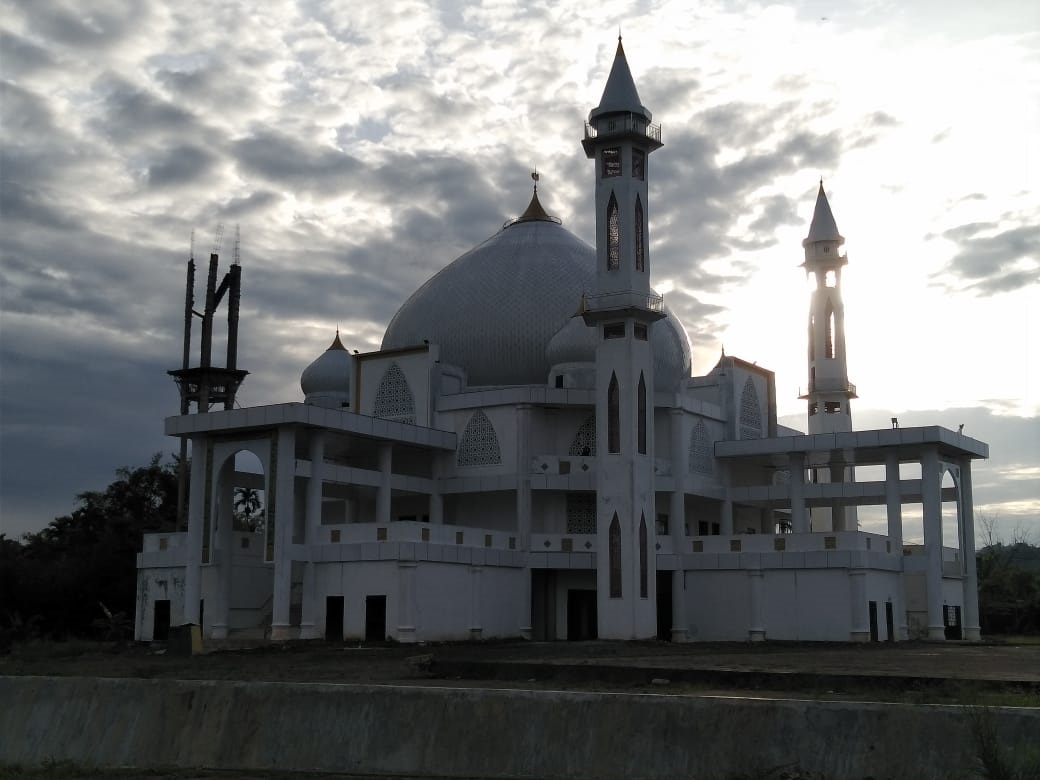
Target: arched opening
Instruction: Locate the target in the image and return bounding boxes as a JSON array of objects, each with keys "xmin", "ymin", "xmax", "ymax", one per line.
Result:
[
  {"xmin": 607, "ymin": 193, "xmax": 620, "ymax": 270},
  {"xmin": 634, "ymin": 196, "xmax": 645, "ymax": 272},
  {"xmin": 609, "ymin": 513, "xmax": 622, "ymax": 598},
  {"xmin": 639, "ymin": 514, "xmax": 648, "ymax": 599},
  {"xmin": 607, "ymin": 373, "xmax": 620, "ymax": 453},
  {"xmin": 637, "ymin": 372, "xmax": 647, "ymax": 454},
  {"xmin": 941, "ymin": 468, "xmax": 960, "ymax": 553},
  {"xmin": 825, "ymin": 300, "xmax": 835, "ymax": 359},
  {"xmin": 210, "ymin": 449, "xmax": 273, "ymax": 639}
]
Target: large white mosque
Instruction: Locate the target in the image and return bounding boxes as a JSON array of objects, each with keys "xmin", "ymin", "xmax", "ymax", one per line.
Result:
[{"xmin": 135, "ymin": 40, "xmax": 987, "ymax": 644}]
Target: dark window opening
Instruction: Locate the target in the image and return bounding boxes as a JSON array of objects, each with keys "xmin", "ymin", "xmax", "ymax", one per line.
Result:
[
  {"xmin": 604, "ymin": 322, "xmax": 625, "ymax": 339},
  {"xmin": 555, "ymin": 375, "xmax": 564, "ymax": 388},
  {"xmin": 325, "ymin": 596, "xmax": 344, "ymax": 641},
  {"xmin": 607, "ymin": 193, "xmax": 620, "ymax": 270},
  {"xmin": 632, "ymin": 149, "xmax": 645, "ymax": 180},
  {"xmin": 698, "ymin": 520, "xmax": 708, "ymax": 536},
  {"xmin": 825, "ymin": 401, "xmax": 841, "ymax": 414},
  {"xmin": 634, "ymin": 323, "xmax": 648, "ymax": 340},
  {"xmin": 152, "ymin": 600, "xmax": 170, "ymax": 641},
  {"xmin": 639, "ymin": 514, "xmax": 648, "ymax": 599},
  {"xmin": 637, "ymin": 372, "xmax": 647, "ymax": 454},
  {"xmin": 712, "ymin": 522, "xmax": 720, "ymax": 535},
  {"xmin": 608, "ymin": 373, "xmax": 620, "ymax": 453},
  {"xmin": 609, "ymin": 513, "xmax": 622, "ymax": 598},
  {"xmin": 365, "ymin": 595, "xmax": 387, "ymax": 642},
  {"xmin": 602, "ymin": 147, "xmax": 621, "ymax": 178},
  {"xmin": 634, "ymin": 196, "xmax": 645, "ymax": 271}
]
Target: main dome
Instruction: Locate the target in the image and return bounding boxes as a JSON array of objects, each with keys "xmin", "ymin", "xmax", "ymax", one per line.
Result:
[{"xmin": 381, "ymin": 194, "xmax": 692, "ymax": 388}]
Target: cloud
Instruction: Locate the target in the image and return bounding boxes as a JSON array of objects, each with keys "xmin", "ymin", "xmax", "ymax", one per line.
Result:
[{"xmin": 931, "ymin": 216, "xmax": 1040, "ymax": 295}]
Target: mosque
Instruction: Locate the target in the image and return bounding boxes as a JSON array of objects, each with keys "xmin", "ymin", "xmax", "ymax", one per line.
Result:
[{"xmin": 135, "ymin": 40, "xmax": 987, "ymax": 644}]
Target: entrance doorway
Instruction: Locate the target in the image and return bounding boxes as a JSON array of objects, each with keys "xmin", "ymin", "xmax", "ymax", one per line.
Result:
[
  {"xmin": 365, "ymin": 595, "xmax": 387, "ymax": 641},
  {"xmin": 868, "ymin": 601, "xmax": 879, "ymax": 642},
  {"xmin": 885, "ymin": 602, "xmax": 895, "ymax": 642},
  {"xmin": 944, "ymin": 605, "xmax": 962, "ymax": 640},
  {"xmin": 566, "ymin": 590, "xmax": 597, "ymax": 640},
  {"xmin": 153, "ymin": 600, "xmax": 171, "ymax": 641},
  {"xmin": 325, "ymin": 596, "xmax": 344, "ymax": 641},
  {"xmin": 656, "ymin": 572, "xmax": 673, "ymax": 640}
]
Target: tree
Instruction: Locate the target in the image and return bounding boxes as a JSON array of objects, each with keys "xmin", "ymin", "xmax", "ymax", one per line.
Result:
[
  {"xmin": 1, "ymin": 454, "xmax": 179, "ymax": 640},
  {"xmin": 233, "ymin": 486, "xmax": 265, "ymax": 533},
  {"xmin": 976, "ymin": 513, "xmax": 1040, "ymax": 635}
]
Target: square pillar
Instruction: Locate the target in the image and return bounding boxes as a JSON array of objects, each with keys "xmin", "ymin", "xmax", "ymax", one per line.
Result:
[
  {"xmin": 299, "ymin": 432, "xmax": 325, "ymax": 640},
  {"xmin": 959, "ymin": 457, "xmax": 981, "ymax": 640},
  {"xmin": 789, "ymin": 451, "xmax": 808, "ymax": 533},
  {"xmin": 182, "ymin": 435, "xmax": 208, "ymax": 626},
  {"xmin": 884, "ymin": 451, "xmax": 903, "ymax": 550},
  {"xmin": 270, "ymin": 425, "xmax": 297, "ymax": 641},
  {"xmin": 376, "ymin": 443, "xmax": 393, "ymax": 525},
  {"xmin": 921, "ymin": 447, "xmax": 945, "ymax": 640}
]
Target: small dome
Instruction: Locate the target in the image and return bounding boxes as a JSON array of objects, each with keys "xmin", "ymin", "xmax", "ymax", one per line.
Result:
[
  {"xmin": 546, "ymin": 310, "xmax": 693, "ymax": 391},
  {"xmin": 301, "ymin": 332, "xmax": 353, "ymax": 408}
]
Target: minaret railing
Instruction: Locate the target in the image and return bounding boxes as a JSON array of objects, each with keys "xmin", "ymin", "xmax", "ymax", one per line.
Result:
[{"xmin": 585, "ymin": 115, "xmax": 662, "ymax": 143}]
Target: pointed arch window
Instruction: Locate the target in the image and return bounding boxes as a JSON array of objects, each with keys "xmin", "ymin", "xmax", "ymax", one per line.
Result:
[
  {"xmin": 568, "ymin": 414, "xmax": 596, "ymax": 456},
  {"xmin": 739, "ymin": 377, "xmax": 762, "ymax": 440},
  {"xmin": 637, "ymin": 372, "xmax": 647, "ymax": 454},
  {"xmin": 607, "ymin": 193, "xmax": 620, "ymax": 270},
  {"xmin": 457, "ymin": 410, "xmax": 502, "ymax": 466},
  {"xmin": 607, "ymin": 373, "xmax": 620, "ymax": 453},
  {"xmin": 639, "ymin": 514, "xmax": 648, "ymax": 599},
  {"xmin": 374, "ymin": 362, "xmax": 415, "ymax": 424},
  {"xmin": 634, "ymin": 196, "xmax": 645, "ymax": 272},
  {"xmin": 689, "ymin": 419, "xmax": 713, "ymax": 475},
  {"xmin": 609, "ymin": 513, "xmax": 622, "ymax": 598}
]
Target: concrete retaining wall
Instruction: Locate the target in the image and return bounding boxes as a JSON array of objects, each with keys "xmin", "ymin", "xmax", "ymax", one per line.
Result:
[{"xmin": 2, "ymin": 675, "xmax": 1037, "ymax": 779}]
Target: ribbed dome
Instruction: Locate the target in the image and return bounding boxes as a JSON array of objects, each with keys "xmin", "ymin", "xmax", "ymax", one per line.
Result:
[
  {"xmin": 546, "ymin": 310, "xmax": 693, "ymax": 391},
  {"xmin": 382, "ymin": 200, "xmax": 692, "ymax": 388},
  {"xmin": 301, "ymin": 332, "xmax": 353, "ymax": 408}
]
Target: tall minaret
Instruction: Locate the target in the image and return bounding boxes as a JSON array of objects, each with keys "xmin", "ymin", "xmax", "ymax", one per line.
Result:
[
  {"xmin": 581, "ymin": 38, "xmax": 664, "ymax": 639},
  {"xmin": 800, "ymin": 182, "xmax": 857, "ymax": 530}
]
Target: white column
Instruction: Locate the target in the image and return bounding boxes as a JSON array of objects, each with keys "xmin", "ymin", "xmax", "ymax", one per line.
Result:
[
  {"xmin": 849, "ymin": 568, "xmax": 869, "ymax": 642},
  {"xmin": 211, "ymin": 470, "xmax": 234, "ymax": 640},
  {"xmin": 397, "ymin": 561, "xmax": 417, "ymax": 643},
  {"xmin": 270, "ymin": 425, "xmax": 296, "ymax": 641},
  {"xmin": 182, "ymin": 435, "xmax": 208, "ymax": 626},
  {"xmin": 789, "ymin": 451, "xmax": 808, "ymax": 533},
  {"xmin": 299, "ymin": 432, "xmax": 325, "ymax": 640},
  {"xmin": 748, "ymin": 567, "xmax": 765, "ymax": 642},
  {"xmin": 959, "ymin": 457, "xmax": 981, "ymax": 641},
  {"xmin": 429, "ymin": 454, "xmax": 444, "ymax": 524},
  {"xmin": 884, "ymin": 451, "xmax": 903, "ymax": 550},
  {"xmin": 376, "ymin": 442, "xmax": 393, "ymax": 525},
  {"xmin": 669, "ymin": 408, "xmax": 688, "ymax": 642},
  {"xmin": 921, "ymin": 447, "xmax": 945, "ymax": 640},
  {"xmin": 516, "ymin": 404, "xmax": 533, "ymax": 639}
]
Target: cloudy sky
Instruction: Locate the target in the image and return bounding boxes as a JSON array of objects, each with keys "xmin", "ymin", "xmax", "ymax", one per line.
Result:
[{"xmin": 2, "ymin": 0, "xmax": 1038, "ymax": 542}]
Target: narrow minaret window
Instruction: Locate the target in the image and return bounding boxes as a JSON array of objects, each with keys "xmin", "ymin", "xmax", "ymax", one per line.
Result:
[
  {"xmin": 825, "ymin": 300, "xmax": 835, "ymax": 359},
  {"xmin": 639, "ymin": 513, "xmax": 648, "ymax": 598},
  {"xmin": 637, "ymin": 372, "xmax": 647, "ymax": 454},
  {"xmin": 634, "ymin": 196, "xmax": 645, "ymax": 272},
  {"xmin": 602, "ymin": 147, "xmax": 621, "ymax": 177},
  {"xmin": 609, "ymin": 513, "xmax": 622, "ymax": 598},
  {"xmin": 608, "ymin": 373, "xmax": 620, "ymax": 453},
  {"xmin": 607, "ymin": 193, "xmax": 620, "ymax": 270},
  {"xmin": 632, "ymin": 149, "xmax": 645, "ymax": 181}
]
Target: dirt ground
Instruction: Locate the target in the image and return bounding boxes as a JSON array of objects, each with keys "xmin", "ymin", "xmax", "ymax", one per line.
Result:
[{"xmin": 2, "ymin": 637, "xmax": 1038, "ymax": 701}]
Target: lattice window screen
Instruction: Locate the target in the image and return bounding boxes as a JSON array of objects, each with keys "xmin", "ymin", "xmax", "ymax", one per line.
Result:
[
  {"xmin": 568, "ymin": 415, "xmax": 597, "ymax": 456},
  {"xmin": 566, "ymin": 493, "xmax": 597, "ymax": 534},
  {"xmin": 457, "ymin": 410, "xmax": 502, "ymax": 466},
  {"xmin": 739, "ymin": 377, "xmax": 762, "ymax": 440},
  {"xmin": 374, "ymin": 362, "xmax": 416, "ymax": 424},
  {"xmin": 689, "ymin": 419, "xmax": 713, "ymax": 475}
]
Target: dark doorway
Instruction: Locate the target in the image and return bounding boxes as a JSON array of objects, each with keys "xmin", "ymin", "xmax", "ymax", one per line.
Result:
[
  {"xmin": 656, "ymin": 572, "xmax": 673, "ymax": 640},
  {"xmin": 325, "ymin": 596, "xmax": 344, "ymax": 641},
  {"xmin": 566, "ymin": 590, "xmax": 597, "ymax": 640},
  {"xmin": 530, "ymin": 570, "xmax": 557, "ymax": 641},
  {"xmin": 868, "ymin": 600, "xmax": 879, "ymax": 642},
  {"xmin": 153, "ymin": 600, "xmax": 171, "ymax": 641},
  {"xmin": 885, "ymin": 602, "xmax": 895, "ymax": 642},
  {"xmin": 365, "ymin": 595, "xmax": 387, "ymax": 642},
  {"xmin": 944, "ymin": 605, "xmax": 963, "ymax": 640}
]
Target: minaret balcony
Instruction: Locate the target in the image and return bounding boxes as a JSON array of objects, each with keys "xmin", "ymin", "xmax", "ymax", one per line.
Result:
[
  {"xmin": 798, "ymin": 379, "xmax": 858, "ymax": 399},
  {"xmin": 583, "ymin": 115, "xmax": 663, "ymax": 154},
  {"xmin": 580, "ymin": 290, "xmax": 665, "ymax": 323}
]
